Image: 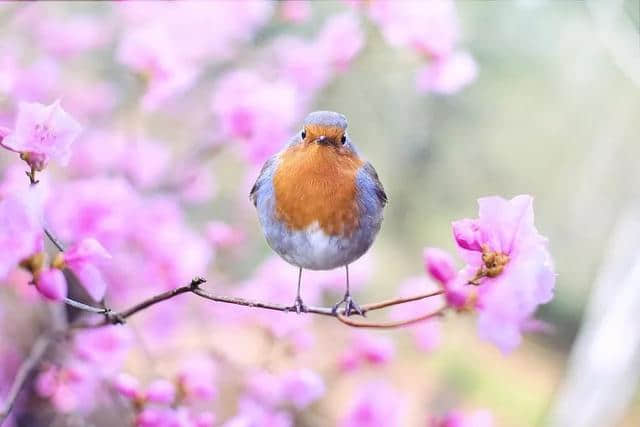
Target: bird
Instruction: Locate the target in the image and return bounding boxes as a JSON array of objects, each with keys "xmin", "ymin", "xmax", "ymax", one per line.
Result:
[{"xmin": 250, "ymin": 111, "xmax": 387, "ymax": 316}]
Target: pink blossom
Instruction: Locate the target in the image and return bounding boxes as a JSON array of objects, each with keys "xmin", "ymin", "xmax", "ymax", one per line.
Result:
[
  {"xmin": 67, "ymin": 131, "xmax": 126, "ymax": 177},
  {"xmin": 0, "ymin": 190, "xmax": 43, "ymax": 279},
  {"xmin": 281, "ymin": 0, "xmax": 311, "ymax": 23},
  {"xmin": 117, "ymin": 2, "xmax": 272, "ymax": 110},
  {"xmin": 36, "ymin": 15, "xmax": 110, "ymax": 58},
  {"xmin": 423, "ymin": 247, "xmax": 457, "ymax": 284},
  {"xmin": 315, "ymin": 12, "xmax": 364, "ymax": 72},
  {"xmin": 339, "ymin": 331, "xmax": 395, "ymax": 371},
  {"xmin": 34, "ymin": 363, "xmax": 97, "ymax": 413},
  {"xmin": 340, "ymin": 381, "xmax": 403, "ymax": 427},
  {"xmin": 5, "ymin": 58, "xmax": 60, "ymax": 103},
  {"xmin": 280, "ymin": 369, "xmax": 325, "ymax": 409},
  {"xmin": 390, "ymin": 277, "xmax": 443, "ymax": 352},
  {"xmin": 369, "ymin": 0, "xmax": 460, "ymax": 58},
  {"xmin": 431, "ymin": 409, "xmax": 494, "ymax": 427},
  {"xmin": 61, "ymin": 238, "xmax": 111, "ymax": 301},
  {"xmin": 453, "ymin": 195, "xmax": 555, "ymax": 352},
  {"xmin": 145, "ymin": 379, "xmax": 176, "ymax": 405},
  {"xmin": 114, "ymin": 373, "xmax": 142, "ymax": 400},
  {"xmin": 178, "ymin": 163, "xmax": 218, "ymax": 204},
  {"xmin": 177, "ymin": 355, "xmax": 217, "ymax": 402},
  {"xmin": 192, "ymin": 411, "xmax": 216, "ymax": 427},
  {"xmin": 73, "ymin": 326, "xmax": 133, "ymax": 374},
  {"xmin": 120, "ymin": 138, "xmax": 171, "ymax": 189},
  {"xmin": 451, "ymin": 218, "xmax": 483, "ymax": 251},
  {"xmin": 416, "ymin": 51, "xmax": 478, "ymax": 94},
  {"xmin": 223, "ymin": 397, "xmax": 292, "ymax": 427},
  {"xmin": 205, "ymin": 221, "xmax": 246, "ymax": 249},
  {"xmin": 211, "ymin": 70, "xmax": 300, "ymax": 164},
  {"xmin": 116, "ymin": 24, "xmax": 199, "ymax": 111},
  {"xmin": 272, "ymin": 36, "xmax": 331, "ymax": 93},
  {"xmin": 2, "ymin": 100, "xmax": 81, "ymax": 168},
  {"xmin": 36, "ymin": 268, "xmax": 67, "ymax": 301}
]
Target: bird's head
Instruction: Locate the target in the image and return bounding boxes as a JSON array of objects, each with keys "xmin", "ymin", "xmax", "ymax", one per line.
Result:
[{"xmin": 298, "ymin": 111, "xmax": 357, "ymax": 154}]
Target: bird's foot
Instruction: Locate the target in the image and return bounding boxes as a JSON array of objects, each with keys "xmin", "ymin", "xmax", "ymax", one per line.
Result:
[
  {"xmin": 332, "ymin": 294, "xmax": 365, "ymax": 317},
  {"xmin": 287, "ymin": 296, "xmax": 307, "ymax": 315}
]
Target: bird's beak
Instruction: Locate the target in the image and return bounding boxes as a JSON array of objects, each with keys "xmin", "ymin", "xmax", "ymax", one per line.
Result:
[{"xmin": 315, "ymin": 135, "xmax": 328, "ymax": 145}]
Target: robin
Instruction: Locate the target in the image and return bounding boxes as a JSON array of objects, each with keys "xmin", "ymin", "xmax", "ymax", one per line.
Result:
[{"xmin": 250, "ymin": 111, "xmax": 387, "ymax": 316}]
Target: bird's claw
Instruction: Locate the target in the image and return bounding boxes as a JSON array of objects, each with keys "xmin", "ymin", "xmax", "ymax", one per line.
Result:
[
  {"xmin": 287, "ymin": 297, "xmax": 307, "ymax": 315},
  {"xmin": 332, "ymin": 294, "xmax": 365, "ymax": 317}
]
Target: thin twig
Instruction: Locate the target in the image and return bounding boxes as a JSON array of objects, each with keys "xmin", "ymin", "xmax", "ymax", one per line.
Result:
[
  {"xmin": 336, "ymin": 305, "xmax": 448, "ymax": 329},
  {"xmin": 69, "ymin": 277, "xmax": 451, "ymax": 331},
  {"xmin": 0, "ymin": 336, "xmax": 52, "ymax": 424},
  {"xmin": 361, "ymin": 289, "xmax": 444, "ymax": 312},
  {"xmin": 44, "ymin": 228, "xmax": 65, "ymax": 252}
]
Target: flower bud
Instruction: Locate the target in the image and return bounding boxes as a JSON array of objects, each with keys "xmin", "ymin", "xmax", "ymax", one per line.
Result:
[
  {"xmin": 452, "ymin": 218, "xmax": 482, "ymax": 251},
  {"xmin": 423, "ymin": 248, "xmax": 456, "ymax": 284},
  {"xmin": 145, "ymin": 379, "xmax": 175, "ymax": 405},
  {"xmin": 36, "ymin": 268, "xmax": 67, "ymax": 301},
  {"xmin": 114, "ymin": 373, "xmax": 142, "ymax": 400}
]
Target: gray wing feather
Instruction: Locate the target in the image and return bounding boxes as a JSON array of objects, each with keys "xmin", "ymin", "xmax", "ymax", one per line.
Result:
[
  {"xmin": 249, "ymin": 155, "xmax": 277, "ymax": 207},
  {"xmin": 360, "ymin": 162, "xmax": 387, "ymax": 207}
]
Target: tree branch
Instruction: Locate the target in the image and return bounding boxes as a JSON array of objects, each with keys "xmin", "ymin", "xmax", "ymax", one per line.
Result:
[
  {"xmin": 69, "ymin": 277, "xmax": 451, "ymax": 330},
  {"xmin": 0, "ymin": 336, "xmax": 52, "ymax": 424}
]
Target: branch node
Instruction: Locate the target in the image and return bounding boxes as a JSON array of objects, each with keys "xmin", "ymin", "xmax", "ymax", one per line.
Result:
[
  {"xmin": 190, "ymin": 277, "xmax": 206, "ymax": 290},
  {"xmin": 105, "ymin": 309, "xmax": 126, "ymax": 325}
]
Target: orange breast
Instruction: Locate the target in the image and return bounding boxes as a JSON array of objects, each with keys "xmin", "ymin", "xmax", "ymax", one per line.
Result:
[{"xmin": 273, "ymin": 143, "xmax": 364, "ymax": 236}]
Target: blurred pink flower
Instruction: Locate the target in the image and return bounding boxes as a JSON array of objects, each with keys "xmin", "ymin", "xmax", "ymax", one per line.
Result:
[
  {"xmin": 5, "ymin": 58, "xmax": 61, "ymax": 103},
  {"xmin": 390, "ymin": 277, "xmax": 443, "ymax": 352},
  {"xmin": 339, "ymin": 331, "xmax": 395, "ymax": 372},
  {"xmin": 67, "ymin": 131, "xmax": 126, "ymax": 177},
  {"xmin": 417, "ymin": 51, "xmax": 477, "ymax": 94},
  {"xmin": 62, "ymin": 238, "xmax": 111, "ymax": 301},
  {"xmin": 205, "ymin": 221, "xmax": 246, "ymax": 249},
  {"xmin": 246, "ymin": 368, "xmax": 324, "ymax": 410},
  {"xmin": 272, "ymin": 36, "xmax": 331, "ymax": 93},
  {"xmin": 34, "ymin": 363, "xmax": 97, "ymax": 413},
  {"xmin": 280, "ymin": 0, "xmax": 311, "ymax": 23},
  {"xmin": 211, "ymin": 70, "xmax": 300, "ymax": 164},
  {"xmin": 35, "ymin": 268, "xmax": 67, "ymax": 301},
  {"xmin": 369, "ymin": 0, "xmax": 460, "ymax": 58},
  {"xmin": 73, "ymin": 326, "xmax": 133, "ymax": 374},
  {"xmin": 178, "ymin": 164, "xmax": 218, "ymax": 204},
  {"xmin": 145, "ymin": 379, "xmax": 176, "ymax": 405},
  {"xmin": 177, "ymin": 354, "xmax": 217, "ymax": 402},
  {"xmin": 117, "ymin": 2, "xmax": 272, "ymax": 110},
  {"xmin": 431, "ymin": 409, "xmax": 494, "ymax": 427},
  {"xmin": 316, "ymin": 12, "xmax": 364, "ymax": 72},
  {"xmin": 117, "ymin": 24, "xmax": 199, "ymax": 111},
  {"xmin": 37, "ymin": 15, "xmax": 110, "ymax": 58},
  {"xmin": 192, "ymin": 411, "xmax": 216, "ymax": 427},
  {"xmin": 423, "ymin": 247, "xmax": 456, "ymax": 284},
  {"xmin": 453, "ymin": 195, "xmax": 555, "ymax": 352},
  {"xmin": 46, "ymin": 177, "xmax": 137, "ymax": 247},
  {"xmin": 0, "ymin": 190, "xmax": 43, "ymax": 279},
  {"xmin": 223, "ymin": 397, "xmax": 292, "ymax": 427},
  {"xmin": 64, "ymin": 82, "xmax": 118, "ymax": 119},
  {"xmin": 1, "ymin": 100, "xmax": 81, "ymax": 168},
  {"xmin": 121, "ymin": 139, "xmax": 171, "ymax": 189},
  {"xmin": 340, "ymin": 381, "xmax": 404, "ymax": 427},
  {"xmin": 280, "ymin": 369, "xmax": 325, "ymax": 409},
  {"xmin": 114, "ymin": 373, "xmax": 142, "ymax": 400}
]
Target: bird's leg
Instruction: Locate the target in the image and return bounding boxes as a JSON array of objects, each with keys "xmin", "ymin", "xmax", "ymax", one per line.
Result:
[
  {"xmin": 332, "ymin": 265, "xmax": 364, "ymax": 317},
  {"xmin": 289, "ymin": 267, "xmax": 306, "ymax": 314}
]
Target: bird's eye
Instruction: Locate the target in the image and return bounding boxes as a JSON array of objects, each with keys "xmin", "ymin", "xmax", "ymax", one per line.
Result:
[
  {"xmin": 301, "ymin": 130, "xmax": 306, "ymax": 139},
  {"xmin": 340, "ymin": 135, "xmax": 347, "ymax": 144}
]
